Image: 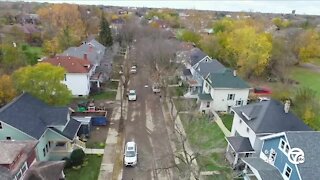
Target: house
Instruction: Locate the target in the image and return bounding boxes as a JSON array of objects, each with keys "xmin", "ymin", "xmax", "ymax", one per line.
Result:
[
  {"xmin": 43, "ymin": 55, "xmax": 94, "ymax": 96},
  {"xmin": 244, "ymin": 131, "xmax": 320, "ymax": 180},
  {"xmin": 24, "ymin": 161, "xmax": 65, "ymax": 180},
  {"xmin": 0, "ymin": 93, "xmax": 83, "ymax": 161},
  {"xmin": 0, "ymin": 140, "xmax": 38, "ymax": 180},
  {"xmin": 200, "ymin": 68, "xmax": 250, "ymax": 113},
  {"xmin": 185, "ymin": 57, "xmax": 226, "ymax": 98},
  {"xmin": 226, "ymin": 99, "xmax": 311, "ymax": 168}
]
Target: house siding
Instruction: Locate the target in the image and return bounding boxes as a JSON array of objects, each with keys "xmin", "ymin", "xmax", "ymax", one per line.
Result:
[
  {"xmin": 261, "ymin": 136, "xmax": 301, "ymax": 180},
  {"xmin": 0, "ymin": 121, "xmax": 34, "ymax": 141},
  {"xmin": 211, "ymin": 88, "xmax": 249, "ymax": 112},
  {"xmin": 36, "ymin": 133, "xmax": 50, "ymax": 161},
  {"xmin": 63, "ymin": 73, "xmax": 90, "ymax": 96}
]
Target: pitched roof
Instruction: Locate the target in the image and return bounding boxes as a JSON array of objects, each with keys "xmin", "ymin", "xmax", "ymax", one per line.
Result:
[
  {"xmin": 226, "ymin": 136, "xmax": 254, "ymax": 153},
  {"xmin": 242, "ymin": 157, "xmax": 283, "ymax": 180},
  {"xmin": 232, "ymin": 99, "xmax": 311, "ymax": 134},
  {"xmin": 43, "ymin": 56, "xmax": 92, "ymax": 73},
  {"xmin": 285, "ymin": 131, "xmax": 320, "ymax": 179},
  {"xmin": 62, "ymin": 41, "xmax": 104, "ymax": 65},
  {"xmin": 198, "ymin": 93, "xmax": 213, "ymax": 101},
  {"xmin": 183, "ymin": 68, "xmax": 192, "ymax": 76},
  {"xmin": 24, "ymin": 161, "xmax": 65, "ymax": 180},
  {"xmin": 194, "ymin": 59, "xmax": 226, "ymax": 77},
  {"xmin": 61, "ymin": 118, "xmax": 81, "ymax": 139},
  {"xmin": 206, "ymin": 69, "xmax": 250, "ymax": 89},
  {"xmin": 0, "ymin": 140, "xmax": 37, "ymax": 164},
  {"xmin": 0, "ymin": 93, "xmax": 69, "ymax": 139},
  {"xmin": 190, "ymin": 48, "xmax": 207, "ymax": 66},
  {"xmin": 0, "ymin": 166, "xmax": 11, "ymax": 180}
]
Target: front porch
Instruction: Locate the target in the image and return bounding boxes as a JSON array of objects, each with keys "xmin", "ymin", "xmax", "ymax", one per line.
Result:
[
  {"xmin": 184, "ymin": 78, "xmax": 202, "ymax": 98},
  {"xmin": 198, "ymin": 93, "xmax": 213, "ymax": 114},
  {"xmin": 225, "ymin": 136, "xmax": 255, "ymax": 169},
  {"xmin": 48, "ymin": 138, "xmax": 86, "ymax": 160}
]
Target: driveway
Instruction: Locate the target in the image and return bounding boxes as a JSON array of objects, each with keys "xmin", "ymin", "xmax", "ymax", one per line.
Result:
[{"xmin": 122, "ymin": 62, "xmax": 176, "ymax": 179}]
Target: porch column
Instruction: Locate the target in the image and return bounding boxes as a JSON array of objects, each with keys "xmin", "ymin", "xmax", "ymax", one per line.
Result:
[
  {"xmin": 233, "ymin": 153, "xmax": 239, "ymax": 167},
  {"xmin": 97, "ymin": 81, "xmax": 100, "ymax": 88},
  {"xmin": 226, "ymin": 144, "xmax": 230, "ymax": 152}
]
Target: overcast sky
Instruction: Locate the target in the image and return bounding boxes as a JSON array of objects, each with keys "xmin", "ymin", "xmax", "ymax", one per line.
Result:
[{"xmin": 13, "ymin": 0, "xmax": 320, "ymax": 15}]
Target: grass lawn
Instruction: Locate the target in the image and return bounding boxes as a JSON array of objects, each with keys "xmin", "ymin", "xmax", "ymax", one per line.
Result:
[
  {"xmin": 179, "ymin": 114, "xmax": 232, "ymax": 179},
  {"xmin": 86, "ymin": 141, "xmax": 106, "ymax": 149},
  {"xmin": 173, "ymin": 98, "xmax": 197, "ymax": 112},
  {"xmin": 168, "ymin": 85, "xmax": 187, "ymax": 97},
  {"xmin": 289, "ymin": 66, "xmax": 320, "ymax": 95},
  {"xmin": 219, "ymin": 114, "xmax": 233, "ymax": 131},
  {"xmin": 90, "ymin": 91, "xmax": 116, "ymax": 100},
  {"xmin": 65, "ymin": 154, "xmax": 102, "ymax": 180}
]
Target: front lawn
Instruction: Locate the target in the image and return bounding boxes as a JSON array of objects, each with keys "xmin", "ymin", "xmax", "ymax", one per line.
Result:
[
  {"xmin": 219, "ymin": 114, "xmax": 234, "ymax": 131},
  {"xmin": 65, "ymin": 154, "xmax": 102, "ymax": 180},
  {"xmin": 105, "ymin": 80, "xmax": 119, "ymax": 90},
  {"xmin": 179, "ymin": 114, "xmax": 232, "ymax": 179},
  {"xmin": 289, "ymin": 66, "xmax": 320, "ymax": 95},
  {"xmin": 90, "ymin": 91, "xmax": 116, "ymax": 100}
]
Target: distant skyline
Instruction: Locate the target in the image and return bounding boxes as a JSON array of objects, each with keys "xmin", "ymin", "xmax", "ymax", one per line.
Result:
[{"xmin": 7, "ymin": 0, "xmax": 320, "ymax": 15}]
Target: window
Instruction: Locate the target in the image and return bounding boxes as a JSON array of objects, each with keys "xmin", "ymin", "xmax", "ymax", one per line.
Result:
[
  {"xmin": 6, "ymin": 137, "xmax": 11, "ymax": 140},
  {"xmin": 285, "ymin": 145, "xmax": 289, "ymax": 154},
  {"xmin": 227, "ymin": 94, "xmax": 235, "ymax": 100},
  {"xmin": 64, "ymin": 74, "xmax": 67, "ymax": 81},
  {"xmin": 246, "ymin": 127, "xmax": 250, "ymax": 133},
  {"xmin": 46, "ymin": 144, "xmax": 49, "ymax": 152},
  {"xmin": 280, "ymin": 139, "xmax": 285, "ymax": 150},
  {"xmin": 283, "ymin": 164, "xmax": 292, "ymax": 179},
  {"xmin": 49, "ymin": 141, "xmax": 51, "ymax": 148},
  {"xmin": 279, "ymin": 139, "xmax": 290, "ymax": 155},
  {"xmin": 43, "ymin": 148, "xmax": 46, "ymax": 157},
  {"xmin": 206, "ymin": 101, "xmax": 210, "ymax": 108},
  {"xmin": 239, "ymin": 119, "xmax": 242, "ymax": 124},
  {"xmin": 0, "ymin": 122, "xmax": 2, "ymax": 129},
  {"xmin": 15, "ymin": 171, "xmax": 22, "ymax": 180},
  {"xmin": 21, "ymin": 162, "xmax": 27, "ymax": 174},
  {"xmin": 205, "ymin": 83, "xmax": 208, "ymax": 88},
  {"xmin": 236, "ymin": 100, "xmax": 243, "ymax": 106}
]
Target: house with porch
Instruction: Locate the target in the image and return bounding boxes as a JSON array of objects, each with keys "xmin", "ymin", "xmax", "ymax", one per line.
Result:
[
  {"xmin": 43, "ymin": 55, "xmax": 94, "ymax": 97},
  {"xmin": 199, "ymin": 68, "xmax": 250, "ymax": 113},
  {"xmin": 241, "ymin": 131, "xmax": 320, "ymax": 180},
  {"xmin": 225, "ymin": 99, "xmax": 311, "ymax": 169},
  {"xmin": 0, "ymin": 93, "xmax": 83, "ymax": 161}
]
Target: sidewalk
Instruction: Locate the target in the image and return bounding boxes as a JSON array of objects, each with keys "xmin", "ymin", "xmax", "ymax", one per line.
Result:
[
  {"xmin": 98, "ymin": 81, "xmax": 124, "ymax": 180},
  {"xmin": 84, "ymin": 148, "xmax": 105, "ymax": 154},
  {"xmin": 210, "ymin": 110, "xmax": 231, "ymax": 136}
]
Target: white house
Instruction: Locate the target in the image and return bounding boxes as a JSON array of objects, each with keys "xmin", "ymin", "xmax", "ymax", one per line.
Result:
[
  {"xmin": 225, "ymin": 99, "xmax": 311, "ymax": 168},
  {"xmin": 199, "ymin": 69, "xmax": 250, "ymax": 113},
  {"xmin": 43, "ymin": 55, "xmax": 94, "ymax": 96}
]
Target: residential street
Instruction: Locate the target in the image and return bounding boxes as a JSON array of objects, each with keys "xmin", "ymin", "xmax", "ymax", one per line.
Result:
[{"xmin": 122, "ymin": 62, "xmax": 176, "ymax": 180}]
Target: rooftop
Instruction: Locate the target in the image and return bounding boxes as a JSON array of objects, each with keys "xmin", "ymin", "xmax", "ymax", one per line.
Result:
[{"xmin": 43, "ymin": 56, "xmax": 92, "ymax": 73}]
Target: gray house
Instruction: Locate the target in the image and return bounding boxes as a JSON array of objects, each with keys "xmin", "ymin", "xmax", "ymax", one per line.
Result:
[
  {"xmin": 0, "ymin": 93, "xmax": 83, "ymax": 161},
  {"xmin": 226, "ymin": 99, "xmax": 311, "ymax": 168}
]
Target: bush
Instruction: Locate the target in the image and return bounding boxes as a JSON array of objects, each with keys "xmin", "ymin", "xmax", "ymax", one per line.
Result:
[
  {"xmin": 62, "ymin": 157, "xmax": 72, "ymax": 169},
  {"xmin": 70, "ymin": 149, "xmax": 86, "ymax": 166}
]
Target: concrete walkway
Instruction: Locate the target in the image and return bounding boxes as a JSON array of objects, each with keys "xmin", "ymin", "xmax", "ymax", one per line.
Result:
[
  {"xmin": 98, "ymin": 81, "xmax": 124, "ymax": 180},
  {"xmin": 210, "ymin": 110, "xmax": 231, "ymax": 137},
  {"xmin": 84, "ymin": 148, "xmax": 105, "ymax": 154}
]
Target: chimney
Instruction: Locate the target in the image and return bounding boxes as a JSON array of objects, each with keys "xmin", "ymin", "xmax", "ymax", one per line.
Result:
[
  {"xmin": 84, "ymin": 53, "xmax": 87, "ymax": 60},
  {"xmin": 233, "ymin": 70, "xmax": 237, "ymax": 77},
  {"xmin": 284, "ymin": 100, "xmax": 290, "ymax": 113}
]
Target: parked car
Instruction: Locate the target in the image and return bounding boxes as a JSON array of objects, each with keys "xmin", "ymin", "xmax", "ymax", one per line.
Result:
[
  {"xmin": 124, "ymin": 141, "xmax": 138, "ymax": 166},
  {"xmin": 152, "ymin": 83, "xmax": 161, "ymax": 93},
  {"xmin": 128, "ymin": 90, "xmax": 137, "ymax": 101},
  {"xmin": 130, "ymin": 65, "xmax": 137, "ymax": 74}
]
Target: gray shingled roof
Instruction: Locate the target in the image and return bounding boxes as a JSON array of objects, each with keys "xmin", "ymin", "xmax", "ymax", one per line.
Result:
[
  {"xmin": 206, "ymin": 69, "xmax": 250, "ymax": 89},
  {"xmin": 0, "ymin": 166, "xmax": 11, "ymax": 180},
  {"xmin": 0, "ymin": 93, "xmax": 69, "ymax": 139},
  {"xmin": 190, "ymin": 48, "xmax": 207, "ymax": 66},
  {"xmin": 62, "ymin": 41, "xmax": 104, "ymax": 65},
  {"xmin": 194, "ymin": 59, "xmax": 225, "ymax": 77},
  {"xmin": 62, "ymin": 118, "xmax": 81, "ymax": 139},
  {"xmin": 198, "ymin": 93, "xmax": 213, "ymax": 101},
  {"xmin": 226, "ymin": 136, "xmax": 254, "ymax": 153},
  {"xmin": 285, "ymin": 131, "xmax": 320, "ymax": 179},
  {"xmin": 233, "ymin": 99, "xmax": 311, "ymax": 134},
  {"xmin": 242, "ymin": 157, "xmax": 283, "ymax": 180},
  {"xmin": 183, "ymin": 68, "xmax": 192, "ymax": 76}
]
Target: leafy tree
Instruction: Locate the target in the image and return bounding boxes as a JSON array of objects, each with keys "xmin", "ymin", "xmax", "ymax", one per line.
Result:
[
  {"xmin": 293, "ymin": 88, "xmax": 320, "ymax": 130},
  {"xmin": 0, "ymin": 75, "xmax": 17, "ymax": 107},
  {"xmin": 58, "ymin": 26, "xmax": 76, "ymax": 51},
  {"xmin": 0, "ymin": 43, "xmax": 27, "ymax": 74},
  {"xmin": 213, "ymin": 18, "xmax": 235, "ymax": 34},
  {"xmin": 12, "ymin": 63, "xmax": 72, "ymax": 106},
  {"xmin": 294, "ymin": 29, "xmax": 320, "ymax": 63},
  {"xmin": 42, "ymin": 37, "xmax": 60, "ymax": 57},
  {"xmin": 272, "ymin": 17, "xmax": 291, "ymax": 28},
  {"xmin": 178, "ymin": 30, "xmax": 201, "ymax": 46},
  {"xmin": 98, "ymin": 13, "xmax": 113, "ymax": 47}
]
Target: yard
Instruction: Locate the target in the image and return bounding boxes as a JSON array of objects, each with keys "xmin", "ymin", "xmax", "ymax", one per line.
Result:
[
  {"xmin": 219, "ymin": 114, "xmax": 234, "ymax": 131},
  {"xmin": 64, "ymin": 154, "xmax": 102, "ymax": 180},
  {"xmin": 289, "ymin": 66, "xmax": 320, "ymax": 95},
  {"xmin": 179, "ymin": 114, "xmax": 232, "ymax": 179},
  {"xmin": 105, "ymin": 80, "xmax": 119, "ymax": 90},
  {"xmin": 90, "ymin": 91, "xmax": 117, "ymax": 101}
]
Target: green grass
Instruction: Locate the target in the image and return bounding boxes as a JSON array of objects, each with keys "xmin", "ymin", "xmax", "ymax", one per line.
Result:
[
  {"xmin": 86, "ymin": 142, "xmax": 106, "ymax": 149},
  {"xmin": 173, "ymin": 98, "xmax": 197, "ymax": 112},
  {"xmin": 65, "ymin": 155, "xmax": 102, "ymax": 180},
  {"xmin": 90, "ymin": 91, "xmax": 116, "ymax": 100},
  {"xmin": 179, "ymin": 114, "xmax": 232, "ymax": 179},
  {"xmin": 290, "ymin": 66, "xmax": 320, "ymax": 95},
  {"xmin": 219, "ymin": 114, "xmax": 233, "ymax": 131}
]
